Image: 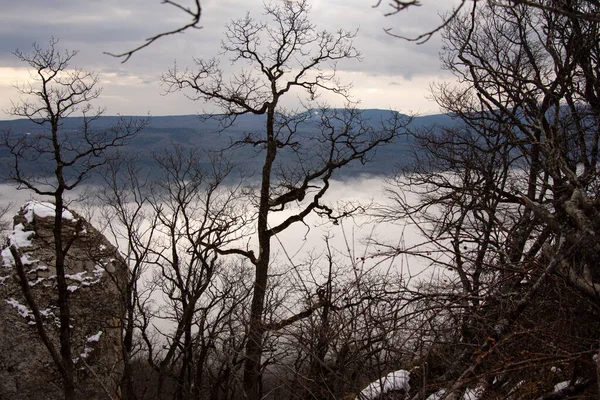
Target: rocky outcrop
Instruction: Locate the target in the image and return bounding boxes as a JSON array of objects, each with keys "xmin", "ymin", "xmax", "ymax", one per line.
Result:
[{"xmin": 0, "ymin": 201, "xmax": 126, "ymax": 400}]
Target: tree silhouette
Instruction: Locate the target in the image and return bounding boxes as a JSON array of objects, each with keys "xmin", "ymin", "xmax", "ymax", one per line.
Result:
[
  {"xmin": 163, "ymin": 1, "xmax": 407, "ymax": 398},
  {"xmin": 3, "ymin": 38, "xmax": 147, "ymax": 400}
]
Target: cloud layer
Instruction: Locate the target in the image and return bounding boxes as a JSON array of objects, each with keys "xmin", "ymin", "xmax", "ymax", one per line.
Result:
[{"xmin": 0, "ymin": 0, "xmax": 459, "ymax": 118}]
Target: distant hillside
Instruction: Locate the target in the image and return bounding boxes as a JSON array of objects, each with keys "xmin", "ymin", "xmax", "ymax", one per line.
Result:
[{"xmin": 0, "ymin": 110, "xmax": 458, "ymax": 180}]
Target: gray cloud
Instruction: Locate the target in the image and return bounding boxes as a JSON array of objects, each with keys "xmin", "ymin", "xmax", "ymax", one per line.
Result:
[{"xmin": 0, "ymin": 0, "xmax": 459, "ymax": 117}]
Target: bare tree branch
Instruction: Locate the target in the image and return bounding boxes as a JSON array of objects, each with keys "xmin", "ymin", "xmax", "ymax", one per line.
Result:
[{"xmin": 105, "ymin": 0, "xmax": 202, "ymax": 63}]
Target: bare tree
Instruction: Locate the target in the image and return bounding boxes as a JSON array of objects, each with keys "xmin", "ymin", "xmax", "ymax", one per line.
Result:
[
  {"xmin": 97, "ymin": 145, "xmax": 255, "ymax": 400},
  {"xmin": 0, "ymin": 199, "xmax": 13, "ymax": 243},
  {"xmin": 162, "ymin": 1, "xmax": 407, "ymax": 398},
  {"xmin": 377, "ymin": 0, "xmax": 600, "ymax": 398},
  {"xmin": 374, "ymin": 0, "xmax": 600, "ymax": 43},
  {"xmin": 273, "ymin": 236, "xmax": 415, "ymax": 399},
  {"xmin": 144, "ymin": 146, "xmax": 250, "ymax": 398},
  {"xmin": 2, "ymin": 38, "xmax": 147, "ymax": 400},
  {"xmin": 96, "ymin": 156, "xmax": 158, "ymax": 400}
]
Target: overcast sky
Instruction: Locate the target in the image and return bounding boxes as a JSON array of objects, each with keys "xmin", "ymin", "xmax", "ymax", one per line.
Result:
[{"xmin": 0, "ymin": 0, "xmax": 460, "ymax": 119}]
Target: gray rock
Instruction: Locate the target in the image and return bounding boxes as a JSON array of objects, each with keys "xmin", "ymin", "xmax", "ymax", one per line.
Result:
[{"xmin": 0, "ymin": 201, "xmax": 125, "ymax": 400}]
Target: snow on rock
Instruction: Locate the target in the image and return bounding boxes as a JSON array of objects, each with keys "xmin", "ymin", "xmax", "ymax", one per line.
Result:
[
  {"xmin": 1, "ymin": 219, "xmax": 36, "ymax": 267},
  {"xmin": 356, "ymin": 370, "xmax": 410, "ymax": 399},
  {"xmin": 505, "ymin": 380, "xmax": 525, "ymax": 398},
  {"xmin": 0, "ymin": 201, "xmax": 126, "ymax": 399},
  {"xmin": 4, "ymin": 298, "xmax": 58, "ymax": 324},
  {"xmin": 74, "ymin": 331, "xmax": 104, "ymax": 364},
  {"xmin": 1, "ymin": 244, "xmax": 35, "ymax": 267},
  {"xmin": 10, "ymin": 223, "xmax": 34, "ymax": 248},
  {"xmin": 426, "ymin": 390, "xmax": 446, "ymax": 400},
  {"xmin": 424, "ymin": 386, "xmax": 483, "ymax": 400},
  {"xmin": 87, "ymin": 331, "xmax": 103, "ymax": 343},
  {"xmin": 462, "ymin": 386, "xmax": 484, "ymax": 400},
  {"xmin": 552, "ymin": 379, "xmax": 582, "ymax": 394},
  {"xmin": 0, "ymin": 248, "xmax": 13, "ymax": 268},
  {"xmin": 28, "ymin": 277, "xmax": 46, "ymax": 287},
  {"xmin": 65, "ymin": 265, "xmax": 104, "ymax": 288},
  {"xmin": 553, "ymin": 381, "xmax": 569, "ymax": 393},
  {"xmin": 39, "ymin": 307, "xmax": 55, "ymax": 318},
  {"xmin": 19, "ymin": 253, "xmax": 38, "ymax": 265},
  {"xmin": 22, "ymin": 200, "xmax": 76, "ymax": 222},
  {"xmin": 5, "ymin": 297, "xmax": 33, "ymax": 319},
  {"xmin": 93, "ymin": 264, "xmax": 105, "ymax": 279},
  {"xmin": 65, "ymin": 271, "xmax": 88, "ymax": 282},
  {"xmin": 27, "ymin": 265, "xmax": 48, "ymax": 274}
]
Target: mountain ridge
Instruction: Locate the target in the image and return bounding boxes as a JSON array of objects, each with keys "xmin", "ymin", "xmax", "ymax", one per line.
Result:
[{"xmin": 0, "ymin": 110, "xmax": 457, "ymax": 178}]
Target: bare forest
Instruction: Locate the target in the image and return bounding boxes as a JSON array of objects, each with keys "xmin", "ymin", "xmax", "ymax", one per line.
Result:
[{"xmin": 1, "ymin": 1, "xmax": 600, "ymax": 400}]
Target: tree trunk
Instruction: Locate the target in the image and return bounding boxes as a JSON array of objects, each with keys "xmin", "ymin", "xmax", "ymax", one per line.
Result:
[
  {"xmin": 243, "ymin": 107, "xmax": 276, "ymax": 400},
  {"xmin": 120, "ymin": 281, "xmax": 136, "ymax": 400},
  {"xmin": 54, "ymin": 190, "xmax": 76, "ymax": 400}
]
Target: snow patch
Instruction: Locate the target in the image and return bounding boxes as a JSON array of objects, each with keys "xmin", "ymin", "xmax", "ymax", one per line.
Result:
[
  {"xmin": 93, "ymin": 264, "xmax": 104, "ymax": 279},
  {"xmin": 1, "ymin": 202, "xmax": 79, "ymax": 268},
  {"xmin": 87, "ymin": 331, "xmax": 103, "ymax": 343},
  {"xmin": 39, "ymin": 308, "xmax": 55, "ymax": 318},
  {"xmin": 1, "ymin": 223, "xmax": 35, "ymax": 267},
  {"xmin": 28, "ymin": 277, "xmax": 45, "ymax": 286},
  {"xmin": 553, "ymin": 379, "xmax": 582, "ymax": 393},
  {"xmin": 463, "ymin": 386, "xmax": 484, "ymax": 400},
  {"xmin": 19, "ymin": 253, "xmax": 37, "ymax": 265},
  {"xmin": 23, "ymin": 201, "xmax": 76, "ymax": 222},
  {"xmin": 1, "ymin": 247, "xmax": 13, "ymax": 268},
  {"xmin": 11, "ymin": 224, "xmax": 34, "ymax": 248},
  {"xmin": 425, "ymin": 386, "xmax": 484, "ymax": 399},
  {"xmin": 356, "ymin": 370, "xmax": 410, "ymax": 400},
  {"xmin": 4, "ymin": 298, "xmax": 57, "ymax": 325},
  {"xmin": 426, "ymin": 390, "xmax": 446, "ymax": 400},
  {"xmin": 74, "ymin": 331, "xmax": 103, "ymax": 364},
  {"xmin": 65, "ymin": 266, "xmax": 103, "ymax": 288},
  {"xmin": 5, "ymin": 298, "xmax": 32, "ymax": 319},
  {"xmin": 65, "ymin": 271, "xmax": 88, "ymax": 282},
  {"xmin": 553, "ymin": 381, "xmax": 569, "ymax": 393},
  {"xmin": 27, "ymin": 265, "xmax": 48, "ymax": 274}
]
